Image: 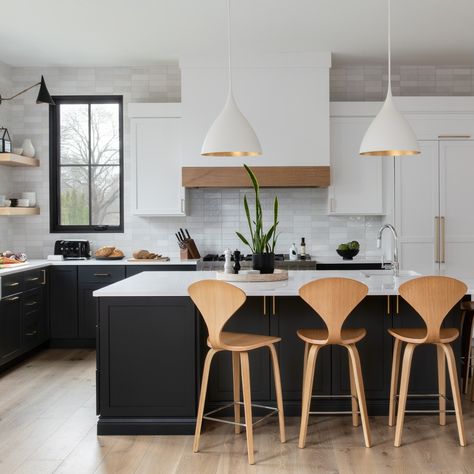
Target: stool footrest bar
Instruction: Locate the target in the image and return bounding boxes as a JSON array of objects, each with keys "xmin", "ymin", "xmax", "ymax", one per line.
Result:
[{"xmin": 203, "ymin": 402, "xmax": 279, "ymax": 428}]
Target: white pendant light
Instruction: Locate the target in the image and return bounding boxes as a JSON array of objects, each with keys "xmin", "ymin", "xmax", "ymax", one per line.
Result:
[
  {"xmin": 201, "ymin": 0, "xmax": 262, "ymax": 157},
  {"xmin": 359, "ymin": 0, "xmax": 420, "ymax": 156}
]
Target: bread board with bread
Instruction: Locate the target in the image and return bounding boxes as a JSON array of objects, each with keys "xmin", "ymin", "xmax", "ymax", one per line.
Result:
[{"xmin": 94, "ymin": 246, "xmax": 125, "ymax": 260}]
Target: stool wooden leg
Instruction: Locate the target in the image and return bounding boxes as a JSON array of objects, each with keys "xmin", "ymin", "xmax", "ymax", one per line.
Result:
[
  {"xmin": 347, "ymin": 344, "xmax": 371, "ymax": 448},
  {"xmin": 232, "ymin": 351, "xmax": 241, "ymax": 434},
  {"xmin": 460, "ymin": 311, "xmax": 473, "ymax": 393},
  {"xmin": 436, "ymin": 344, "xmax": 446, "ymax": 426},
  {"xmin": 302, "ymin": 342, "xmax": 309, "ymax": 393},
  {"xmin": 388, "ymin": 338, "xmax": 402, "ymax": 427},
  {"xmin": 194, "ymin": 349, "xmax": 217, "ymax": 453},
  {"xmin": 240, "ymin": 351, "xmax": 255, "ymax": 465},
  {"xmin": 394, "ymin": 342, "xmax": 416, "ymax": 447},
  {"xmin": 269, "ymin": 344, "xmax": 286, "ymax": 443},
  {"xmin": 298, "ymin": 344, "xmax": 319, "ymax": 449},
  {"xmin": 348, "ymin": 353, "xmax": 359, "ymax": 427},
  {"xmin": 441, "ymin": 343, "xmax": 466, "ymax": 447}
]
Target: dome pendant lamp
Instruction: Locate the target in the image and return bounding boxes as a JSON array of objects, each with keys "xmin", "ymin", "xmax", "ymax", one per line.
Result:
[
  {"xmin": 359, "ymin": 0, "xmax": 420, "ymax": 156},
  {"xmin": 201, "ymin": 0, "xmax": 262, "ymax": 157}
]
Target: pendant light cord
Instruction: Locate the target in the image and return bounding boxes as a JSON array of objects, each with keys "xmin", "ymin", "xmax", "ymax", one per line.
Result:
[
  {"xmin": 387, "ymin": 0, "xmax": 391, "ymax": 91},
  {"xmin": 227, "ymin": 0, "xmax": 233, "ymax": 91}
]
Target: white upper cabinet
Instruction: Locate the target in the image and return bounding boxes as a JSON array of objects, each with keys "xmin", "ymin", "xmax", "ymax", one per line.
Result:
[
  {"xmin": 129, "ymin": 103, "xmax": 185, "ymax": 216},
  {"xmin": 180, "ymin": 53, "xmax": 331, "ymax": 167},
  {"xmin": 328, "ymin": 111, "xmax": 384, "ymax": 215}
]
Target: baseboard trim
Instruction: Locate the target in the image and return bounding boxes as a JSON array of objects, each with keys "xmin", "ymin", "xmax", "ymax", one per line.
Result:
[{"xmin": 97, "ymin": 417, "xmax": 196, "ymax": 435}]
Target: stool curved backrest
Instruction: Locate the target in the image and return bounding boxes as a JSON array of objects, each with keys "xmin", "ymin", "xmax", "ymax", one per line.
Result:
[
  {"xmin": 398, "ymin": 275, "xmax": 467, "ymax": 343},
  {"xmin": 188, "ymin": 279, "xmax": 247, "ymax": 348},
  {"xmin": 299, "ymin": 277, "xmax": 368, "ymax": 344}
]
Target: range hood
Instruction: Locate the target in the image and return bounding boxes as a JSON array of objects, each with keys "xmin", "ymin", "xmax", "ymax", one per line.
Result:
[
  {"xmin": 179, "ymin": 53, "xmax": 332, "ymax": 188},
  {"xmin": 182, "ymin": 166, "xmax": 330, "ymax": 188}
]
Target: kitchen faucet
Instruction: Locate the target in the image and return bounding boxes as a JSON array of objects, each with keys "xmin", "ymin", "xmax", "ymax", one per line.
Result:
[{"xmin": 377, "ymin": 224, "xmax": 399, "ymax": 277}]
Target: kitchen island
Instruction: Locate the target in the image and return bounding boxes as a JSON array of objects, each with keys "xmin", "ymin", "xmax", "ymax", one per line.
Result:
[{"xmin": 93, "ymin": 270, "xmax": 472, "ymax": 435}]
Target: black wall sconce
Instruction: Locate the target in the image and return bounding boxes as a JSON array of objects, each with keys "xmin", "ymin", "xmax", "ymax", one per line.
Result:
[{"xmin": 0, "ymin": 75, "xmax": 54, "ymax": 105}]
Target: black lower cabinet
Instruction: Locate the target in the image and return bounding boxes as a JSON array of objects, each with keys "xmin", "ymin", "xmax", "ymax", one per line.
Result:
[
  {"xmin": 0, "ymin": 268, "xmax": 49, "ymax": 369},
  {"xmin": 50, "ymin": 266, "xmax": 78, "ymax": 341},
  {"xmin": 0, "ymin": 294, "xmax": 22, "ymax": 363},
  {"xmin": 97, "ymin": 296, "xmax": 196, "ymax": 434},
  {"xmin": 126, "ymin": 265, "xmax": 196, "ymax": 277},
  {"xmin": 204, "ymin": 297, "xmax": 271, "ymax": 406}
]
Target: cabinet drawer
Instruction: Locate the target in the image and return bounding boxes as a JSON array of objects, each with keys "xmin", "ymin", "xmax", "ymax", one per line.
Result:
[
  {"xmin": 1, "ymin": 274, "xmax": 23, "ymax": 298},
  {"xmin": 24, "ymin": 311, "xmax": 40, "ymax": 345},
  {"xmin": 23, "ymin": 289, "xmax": 41, "ymax": 316},
  {"xmin": 78, "ymin": 266, "xmax": 125, "ymax": 284},
  {"xmin": 23, "ymin": 269, "xmax": 45, "ymax": 290}
]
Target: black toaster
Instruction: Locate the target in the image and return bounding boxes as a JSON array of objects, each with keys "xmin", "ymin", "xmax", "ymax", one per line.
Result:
[{"xmin": 54, "ymin": 240, "xmax": 91, "ymax": 260}]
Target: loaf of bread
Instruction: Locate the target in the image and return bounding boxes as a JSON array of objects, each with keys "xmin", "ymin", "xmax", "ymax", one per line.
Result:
[
  {"xmin": 110, "ymin": 249, "xmax": 124, "ymax": 258},
  {"xmin": 133, "ymin": 249, "xmax": 150, "ymax": 259},
  {"xmin": 95, "ymin": 246, "xmax": 115, "ymax": 257}
]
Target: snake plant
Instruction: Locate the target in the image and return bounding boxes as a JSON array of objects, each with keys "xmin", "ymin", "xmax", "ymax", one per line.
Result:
[{"xmin": 236, "ymin": 164, "xmax": 279, "ymax": 254}]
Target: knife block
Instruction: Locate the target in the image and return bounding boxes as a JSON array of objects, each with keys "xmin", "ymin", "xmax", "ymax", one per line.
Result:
[
  {"xmin": 179, "ymin": 240, "xmax": 201, "ymax": 260},
  {"xmin": 180, "ymin": 247, "xmax": 190, "ymax": 260}
]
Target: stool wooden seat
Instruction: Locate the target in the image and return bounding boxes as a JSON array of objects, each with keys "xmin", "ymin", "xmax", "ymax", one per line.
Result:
[
  {"xmin": 297, "ymin": 277, "xmax": 371, "ymax": 449},
  {"xmin": 388, "ymin": 276, "xmax": 467, "ymax": 447},
  {"xmin": 297, "ymin": 327, "xmax": 367, "ymax": 345},
  {"xmin": 388, "ymin": 327, "xmax": 459, "ymax": 344},
  {"xmin": 459, "ymin": 300, "xmax": 474, "ymax": 397},
  {"xmin": 189, "ymin": 280, "xmax": 285, "ymax": 465},
  {"xmin": 207, "ymin": 331, "xmax": 281, "ymax": 351}
]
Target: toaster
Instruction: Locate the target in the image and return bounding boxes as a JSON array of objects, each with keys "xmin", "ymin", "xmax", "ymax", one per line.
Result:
[{"xmin": 54, "ymin": 240, "xmax": 91, "ymax": 260}]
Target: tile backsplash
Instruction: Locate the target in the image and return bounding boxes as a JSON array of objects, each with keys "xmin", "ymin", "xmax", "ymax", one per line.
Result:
[{"xmin": 3, "ymin": 62, "xmax": 474, "ymax": 258}]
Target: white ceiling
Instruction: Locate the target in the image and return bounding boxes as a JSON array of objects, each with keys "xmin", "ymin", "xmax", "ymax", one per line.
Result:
[{"xmin": 1, "ymin": 0, "xmax": 474, "ymax": 67}]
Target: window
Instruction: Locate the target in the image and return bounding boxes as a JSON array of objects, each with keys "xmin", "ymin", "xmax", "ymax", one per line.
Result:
[{"xmin": 49, "ymin": 96, "xmax": 123, "ymax": 232}]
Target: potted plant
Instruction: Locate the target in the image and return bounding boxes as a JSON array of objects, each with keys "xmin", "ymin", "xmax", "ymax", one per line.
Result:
[{"xmin": 236, "ymin": 164, "xmax": 279, "ymax": 274}]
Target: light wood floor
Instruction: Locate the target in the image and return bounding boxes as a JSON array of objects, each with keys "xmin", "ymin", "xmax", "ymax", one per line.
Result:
[{"xmin": 0, "ymin": 349, "xmax": 473, "ymax": 474}]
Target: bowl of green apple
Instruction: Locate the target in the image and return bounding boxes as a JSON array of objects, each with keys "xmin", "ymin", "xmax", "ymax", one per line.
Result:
[{"xmin": 336, "ymin": 241, "xmax": 360, "ymax": 260}]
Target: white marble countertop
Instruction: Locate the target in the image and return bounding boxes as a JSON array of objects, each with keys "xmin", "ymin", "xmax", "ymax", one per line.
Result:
[
  {"xmin": 92, "ymin": 270, "xmax": 474, "ymax": 297},
  {"xmin": 0, "ymin": 258, "xmax": 199, "ymax": 277}
]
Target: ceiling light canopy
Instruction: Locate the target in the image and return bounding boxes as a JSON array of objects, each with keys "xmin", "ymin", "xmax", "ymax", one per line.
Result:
[
  {"xmin": 359, "ymin": 0, "xmax": 419, "ymax": 157},
  {"xmin": 201, "ymin": 0, "xmax": 261, "ymax": 157}
]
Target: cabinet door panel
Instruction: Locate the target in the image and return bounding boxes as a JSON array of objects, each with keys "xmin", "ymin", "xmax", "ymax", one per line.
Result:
[
  {"xmin": 276, "ymin": 297, "xmax": 331, "ymax": 399},
  {"xmin": 204, "ymin": 297, "xmax": 271, "ymax": 402},
  {"xmin": 330, "ymin": 117, "xmax": 383, "ymax": 214},
  {"xmin": 396, "ymin": 140, "xmax": 439, "ymax": 274},
  {"xmin": 78, "ymin": 284, "xmax": 101, "ymax": 339},
  {"xmin": 0, "ymin": 296, "xmax": 22, "ymax": 361},
  {"xmin": 50, "ymin": 267, "xmax": 78, "ymax": 339}
]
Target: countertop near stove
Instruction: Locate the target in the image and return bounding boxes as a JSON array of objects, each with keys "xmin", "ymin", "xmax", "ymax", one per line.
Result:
[{"xmin": 0, "ymin": 258, "xmax": 199, "ymax": 277}]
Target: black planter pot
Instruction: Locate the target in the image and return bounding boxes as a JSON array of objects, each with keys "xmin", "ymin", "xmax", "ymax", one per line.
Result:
[{"xmin": 252, "ymin": 253, "xmax": 275, "ymax": 274}]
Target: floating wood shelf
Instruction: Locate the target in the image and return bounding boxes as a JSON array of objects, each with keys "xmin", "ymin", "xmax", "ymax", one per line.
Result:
[
  {"xmin": 0, "ymin": 207, "xmax": 40, "ymax": 216},
  {"xmin": 182, "ymin": 166, "xmax": 330, "ymax": 188},
  {"xmin": 0, "ymin": 153, "xmax": 39, "ymax": 167}
]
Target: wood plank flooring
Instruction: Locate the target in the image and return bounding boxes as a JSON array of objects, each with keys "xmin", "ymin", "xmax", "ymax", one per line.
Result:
[{"xmin": 0, "ymin": 348, "xmax": 473, "ymax": 473}]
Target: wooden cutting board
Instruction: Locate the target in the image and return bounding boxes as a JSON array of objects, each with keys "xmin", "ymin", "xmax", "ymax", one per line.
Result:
[{"xmin": 127, "ymin": 257, "xmax": 170, "ymax": 262}]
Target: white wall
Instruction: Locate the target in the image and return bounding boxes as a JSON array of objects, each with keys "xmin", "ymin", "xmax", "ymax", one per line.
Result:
[
  {"xmin": 0, "ymin": 61, "xmax": 11, "ymax": 249},
  {"xmin": 4, "ymin": 64, "xmax": 382, "ymax": 259}
]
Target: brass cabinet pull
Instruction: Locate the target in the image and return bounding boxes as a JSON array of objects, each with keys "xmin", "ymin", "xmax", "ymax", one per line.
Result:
[
  {"xmin": 387, "ymin": 295, "xmax": 390, "ymax": 315},
  {"xmin": 434, "ymin": 216, "xmax": 440, "ymax": 263},
  {"xmin": 6, "ymin": 282, "xmax": 19, "ymax": 287},
  {"xmin": 4, "ymin": 296, "xmax": 19, "ymax": 302},
  {"xmin": 41, "ymin": 269, "xmax": 47, "ymax": 285},
  {"xmin": 94, "ymin": 273, "xmax": 111, "ymax": 277},
  {"xmin": 396, "ymin": 295, "xmax": 399, "ymax": 314},
  {"xmin": 25, "ymin": 330, "xmax": 38, "ymax": 336},
  {"xmin": 26, "ymin": 277, "xmax": 40, "ymax": 282},
  {"xmin": 272, "ymin": 296, "xmax": 276, "ymax": 316},
  {"xmin": 25, "ymin": 301, "xmax": 38, "ymax": 307},
  {"xmin": 440, "ymin": 216, "xmax": 446, "ymax": 263},
  {"xmin": 263, "ymin": 296, "xmax": 267, "ymax": 315}
]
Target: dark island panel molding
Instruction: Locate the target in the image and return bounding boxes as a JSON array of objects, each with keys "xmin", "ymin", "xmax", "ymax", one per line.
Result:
[{"xmin": 182, "ymin": 166, "xmax": 331, "ymax": 188}]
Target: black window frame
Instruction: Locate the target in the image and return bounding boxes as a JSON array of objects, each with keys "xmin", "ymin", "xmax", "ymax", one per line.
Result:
[{"xmin": 49, "ymin": 95, "xmax": 124, "ymax": 233}]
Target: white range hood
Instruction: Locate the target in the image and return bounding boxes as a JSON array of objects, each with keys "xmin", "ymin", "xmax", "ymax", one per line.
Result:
[{"xmin": 180, "ymin": 52, "xmax": 331, "ymax": 171}]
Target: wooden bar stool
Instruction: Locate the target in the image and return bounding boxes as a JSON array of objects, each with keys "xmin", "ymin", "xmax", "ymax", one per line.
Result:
[
  {"xmin": 388, "ymin": 276, "xmax": 467, "ymax": 447},
  {"xmin": 459, "ymin": 301, "xmax": 474, "ymax": 395},
  {"xmin": 188, "ymin": 280, "xmax": 285, "ymax": 465},
  {"xmin": 297, "ymin": 277, "xmax": 371, "ymax": 448}
]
